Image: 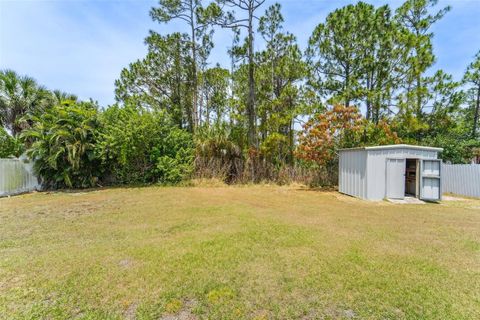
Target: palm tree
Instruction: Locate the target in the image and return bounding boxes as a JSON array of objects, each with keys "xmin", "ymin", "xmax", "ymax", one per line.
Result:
[
  {"xmin": 21, "ymin": 101, "xmax": 101, "ymax": 188},
  {"xmin": 52, "ymin": 89, "xmax": 78, "ymax": 105},
  {"xmin": 0, "ymin": 70, "xmax": 51, "ymax": 136}
]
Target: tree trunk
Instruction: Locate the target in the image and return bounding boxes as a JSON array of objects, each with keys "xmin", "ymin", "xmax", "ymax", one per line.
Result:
[
  {"xmin": 473, "ymin": 84, "xmax": 480, "ymax": 139},
  {"xmin": 366, "ymin": 76, "xmax": 371, "ymax": 120},
  {"xmin": 345, "ymin": 64, "xmax": 350, "ymax": 108},
  {"xmin": 229, "ymin": 51, "xmax": 235, "ymax": 128},
  {"xmin": 205, "ymin": 94, "xmax": 210, "ymax": 126},
  {"xmin": 247, "ymin": 7, "xmax": 257, "ymax": 148},
  {"xmin": 416, "ymin": 73, "xmax": 422, "ymax": 118},
  {"xmin": 374, "ymin": 96, "xmax": 381, "ymax": 124},
  {"xmin": 414, "ymin": 33, "xmax": 423, "ymax": 120},
  {"xmin": 174, "ymin": 40, "xmax": 186, "ymax": 129},
  {"xmin": 190, "ymin": 0, "xmax": 198, "ymax": 132},
  {"xmin": 288, "ymin": 108, "xmax": 294, "ymax": 165}
]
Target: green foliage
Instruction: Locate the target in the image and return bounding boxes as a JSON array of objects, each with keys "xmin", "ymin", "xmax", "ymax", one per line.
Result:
[
  {"xmin": 0, "ymin": 127, "xmax": 23, "ymax": 157},
  {"xmin": 97, "ymin": 105, "xmax": 194, "ymax": 185},
  {"xmin": 115, "ymin": 32, "xmax": 194, "ymax": 131},
  {"xmin": 463, "ymin": 50, "xmax": 480, "ymax": 138},
  {"xmin": 21, "ymin": 100, "xmax": 102, "ymax": 188},
  {"xmin": 155, "ymin": 153, "xmax": 190, "ymax": 185},
  {"xmin": 214, "ymin": 0, "xmax": 267, "ymax": 148},
  {"xmin": 0, "ymin": 69, "xmax": 53, "ymax": 136},
  {"xmin": 151, "ymin": 127, "xmax": 195, "ymax": 184},
  {"xmin": 200, "ymin": 65, "xmax": 230, "ymax": 126},
  {"xmin": 425, "ymin": 134, "xmax": 480, "ymax": 164},
  {"xmin": 150, "ymin": 0, "xmax": 219, "ymax": 132},
  {"xmin": 362, "ymin": 120, "xmax": 402, "ymax": 146},
  {"xmin": 307, "ymin": 2, "xmax": 378, "ymax": 108},
  {"xmin": 255, "ymin": 3, "xmax": 307, "ymax": 165},
  {"xmin": 395, "ymin": 0, "xmax": 451, "ymax": 120},
  {"xmin": 195, "ymin": 123, "xmax": 243, "ymax": 182},
  {"xmin": 2, "ymin": 0, "xmax": 479, "ymax": 190},
  {"xmin": 196, "ymin": 123, "xmax": 242, "ymax": 160},
  {"xmin": 395, "ymin": 70, "xmax": 464, "ymax": 142}
]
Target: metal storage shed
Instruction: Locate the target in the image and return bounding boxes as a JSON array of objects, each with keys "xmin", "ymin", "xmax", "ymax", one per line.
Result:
[{"xmin": 339, "ymin": 144, "xmax": 443, "ymax": 201}]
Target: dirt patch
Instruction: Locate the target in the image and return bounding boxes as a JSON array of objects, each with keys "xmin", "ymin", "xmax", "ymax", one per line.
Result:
[
  {"xmin": 124, "ymin": 302, "xmax": 138, "ymax": 320},
  {"xmin": 118, "ymin": 259, "xmax": 134, "ymax": 268},
  {"xmin": 160, "ymin": 310, "xmax": 197, "ymax": 320},
  {"xmin": 322, "ymin": 307, "xmax": 357, "ymax": 319},
  {"xmin": 387, "ymin": 197, "xmax": 426, "ymax": 205},
  {"xmin": 344, "ymin": 309, "xmax": 356, "ymax": 318},
  {"xmin": 443, "ymin": 195, "xmax": 468, "ymax": 201},
  {"xmin": 160, "ymin": 299, "xmax": 198, "ymax": 320}
]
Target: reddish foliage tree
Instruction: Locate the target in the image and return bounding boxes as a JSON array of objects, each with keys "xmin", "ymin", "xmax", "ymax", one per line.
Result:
[
  {"xmin": 296, "ymin": 105, "xmax": 400, "ymax": 166},
  {"xmin": 365, "ymin": 119, "xmax": 401, "ymax": 146},
  {"xmin": 296, "ymin": 105, "xmax": 363, "ymax": 165}
]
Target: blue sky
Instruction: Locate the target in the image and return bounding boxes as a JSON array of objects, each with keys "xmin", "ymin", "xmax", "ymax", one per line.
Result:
[{"xmin": 1, "ymin": 0, "xmax": 480, "ymax": 107}]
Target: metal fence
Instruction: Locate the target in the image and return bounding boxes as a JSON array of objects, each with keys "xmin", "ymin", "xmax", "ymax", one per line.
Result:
[
  {"xmin": 442, "ymin": 163, "xmax": 480, "ymax": 198},
  {"xmin": 0, "ymin": 158, "xmax": 40, "ymax": 197}
]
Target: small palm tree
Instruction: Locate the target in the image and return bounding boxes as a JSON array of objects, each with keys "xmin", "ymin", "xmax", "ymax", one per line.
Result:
[{"xmin": 21, "ymin": 101, "xmax": 101, "ymax": 188}]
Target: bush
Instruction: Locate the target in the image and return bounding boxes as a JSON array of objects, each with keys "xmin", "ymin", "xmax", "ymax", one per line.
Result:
[
  {"xmin": 0, "ymin": 127, "xmax": 23, "ymax": 158},
  {"xmin": 151, "ymin": 128, "xmax": 195, "ymax": 184},
  {"xmin": 194, "ymin": 124, "xmax": 243, "ymax": 183},
  {"xmin": 424, "ymin": 134, "xmax": 480, "ymax": 164},
  {"xmin": 97, "ymin": 105, "xmax": 194, "ymax": 185},
  {"xmin": 21, "ymin": 100, "xmax": 102, "ymax": 188}
]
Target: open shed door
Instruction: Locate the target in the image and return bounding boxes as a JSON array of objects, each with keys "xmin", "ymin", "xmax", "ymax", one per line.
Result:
[
  {"xmin": 386, "ymin": 158, "xmax": 406, "ymax": 199},
  {"xmin": 420, "ymin": 159, "xmax": 442, "ymax": 201}
]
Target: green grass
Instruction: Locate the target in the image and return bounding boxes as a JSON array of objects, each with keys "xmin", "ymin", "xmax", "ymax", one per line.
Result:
[{"xmin": 1, "ymin": 185, "xmax": 479, "ymax": 319}]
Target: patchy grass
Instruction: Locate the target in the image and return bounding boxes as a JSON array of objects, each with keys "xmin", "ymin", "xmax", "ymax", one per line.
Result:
[{"xmin": 0, "ymin": 186, "xmax": 479, "ymax": 319}]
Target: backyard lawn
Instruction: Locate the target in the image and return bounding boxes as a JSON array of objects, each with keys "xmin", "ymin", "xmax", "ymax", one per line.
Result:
[{"xmin": 0, "ymin": 185, "xmax": 479, "ymax": 319}]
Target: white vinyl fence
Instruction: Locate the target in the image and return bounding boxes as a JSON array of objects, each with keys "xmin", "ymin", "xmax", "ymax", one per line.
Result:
[
  {"xmin": 0, "ymin": 158, "xmax": 40, "ymax": 197},
  {"xmin": 442, "ymin": 163, "xmax": 480, "ymax": 198}
]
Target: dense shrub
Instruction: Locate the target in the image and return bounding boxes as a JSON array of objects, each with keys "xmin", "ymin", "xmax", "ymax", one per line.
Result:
[
  {"xmin": 21, "ymin": 100, "xmax": 102, "ymax": 188},
  {"xmin": 194, "ymin": 124, "xmax": 243, "ymax": 183},
  {"xmin": 424, "ymin": 134, "xmax": 480, "ymax": 164},
  {"xmin": 20, "ymin": 102, "xmax": 195, "ymax": 188},
  {"xmin": 0, "ymin": 127, "xmax": 23, "ymax": 157},
  {"xmin": 97, "ymin": 105, "xmax": 194, "ymax": 184}
]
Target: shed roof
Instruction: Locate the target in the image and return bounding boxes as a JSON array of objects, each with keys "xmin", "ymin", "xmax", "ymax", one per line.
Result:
[{"xmin": 338, "ymin": 144, "xmax": 443, "ymax": 152}]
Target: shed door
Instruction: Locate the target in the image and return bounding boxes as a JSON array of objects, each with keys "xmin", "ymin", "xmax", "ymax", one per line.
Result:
[
  {"xmin": 420, "ymin": 159, "xmax": 442, "ymax": 201},
  {"xmin": 386, "ymin": 158, "xmax": 406, "ymax": 199}
]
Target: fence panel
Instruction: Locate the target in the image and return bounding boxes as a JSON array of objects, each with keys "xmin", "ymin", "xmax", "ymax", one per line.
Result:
[
  {"xmin": 0, "ymin": 158, "xmax": 40, "ymax": 197},
  {"xmin": 442, "ymin": 163, "xmax": 480, "ymax": 198}
]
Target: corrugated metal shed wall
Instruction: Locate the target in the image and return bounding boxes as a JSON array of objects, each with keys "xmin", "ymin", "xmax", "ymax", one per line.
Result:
[
  {"xmin": 0, "ymin": 158, "xmax": 40, "ymax": 197},
  {"xmin": 340, "ymin": 146, "xmax": 441, "ymax": 200},
  {"xmin": 339, "ymin": 149, "xmax": 367, "ymax": 199},
  {"xmin": 442, "ymin": 164, "xmax": 480, "ymax": 198},
  {"xmin": 365, "ymin": 148, "xmax": 438, "ymax": 200}
]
